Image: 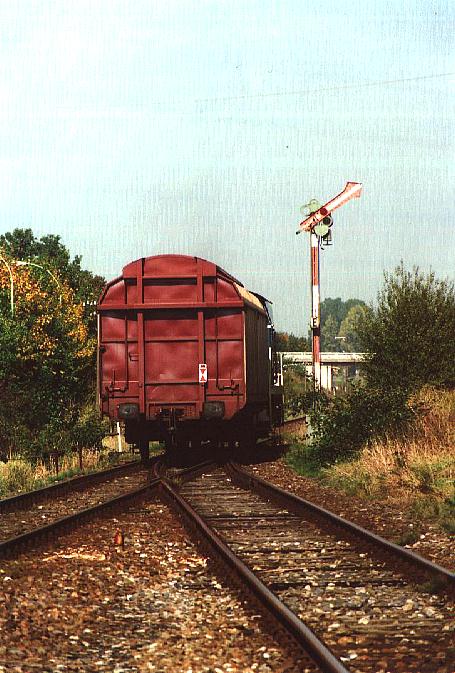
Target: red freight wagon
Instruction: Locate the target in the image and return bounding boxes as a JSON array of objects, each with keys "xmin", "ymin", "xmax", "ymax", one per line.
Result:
[{"xmin": 97, "ymin": 254, "xmax": 283, "ymax": 459}]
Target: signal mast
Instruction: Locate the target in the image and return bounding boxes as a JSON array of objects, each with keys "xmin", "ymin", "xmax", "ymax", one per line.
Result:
[{"xmin": 297, "ymin": 182, "xmax": 363, "ymax": 390}]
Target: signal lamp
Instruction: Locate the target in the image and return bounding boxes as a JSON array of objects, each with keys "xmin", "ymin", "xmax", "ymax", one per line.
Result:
[{"xmin": 313, "ymin": 214, "xmax": 333, "ymax": 238}]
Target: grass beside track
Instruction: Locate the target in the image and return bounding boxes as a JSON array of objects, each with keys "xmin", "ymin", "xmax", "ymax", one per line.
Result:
[
  {"xmin": 284, "ymin": 388, "xmax": 455, "ymax": 534},
  {"xmin": 0, "ymin": 450, "xmax": 139, "ymax": 499}
]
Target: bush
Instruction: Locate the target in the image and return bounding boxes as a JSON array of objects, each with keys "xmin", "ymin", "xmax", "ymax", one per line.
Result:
[
  {"xmin": 71, "ymin": 404, "xmax": 108, "ymax": 452},
  {"xmin": 305, "ymin": 266, "xmax": 454, "ymax": 466},
  {"xmin": 283, "ymin": 364, "xmax": 313, "ymax": 418},
  {"xmin": 358, "ymin": 264, "xmax": 455, "ymax": 392},
  {"xmin": 308, "ymin": 384, "xmax": 415, "ymax": 463},
  {"xmin": 0, "ymin": 459, "xmax": 35, "ymax": 495}
]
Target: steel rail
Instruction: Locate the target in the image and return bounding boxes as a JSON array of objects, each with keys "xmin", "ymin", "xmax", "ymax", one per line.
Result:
[
  {"xmin": 149, "ymin": 458, "xmax": 219, "ymax": 483},
  {"xmin": 159, "ymin": 477, "xmax": 350, "ymax": 673},
  {"xmin": 227, "ymin": 462, "xmax": 455, "ymax": 588},
  {"xmin": 0, "ymin": 459, "xmax": 147, "ymax": 513},
  {"xmin": 0, "ymin": 479, "xmax": 160, "ymax": 559},
  {"xmin": 167, "ymin": 460, "xmax": 219, "ymax": 484}
]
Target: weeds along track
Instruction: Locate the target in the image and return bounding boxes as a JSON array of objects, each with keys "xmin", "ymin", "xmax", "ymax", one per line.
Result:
[{"xmin": 162, "ymin": 462, "xmax": 454, "ymax": 673}]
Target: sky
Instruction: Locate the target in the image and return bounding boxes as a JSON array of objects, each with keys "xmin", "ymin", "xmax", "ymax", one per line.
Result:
[{"xmin": 0, "ymin": 0, "xmax": 453, "ymax": 333}]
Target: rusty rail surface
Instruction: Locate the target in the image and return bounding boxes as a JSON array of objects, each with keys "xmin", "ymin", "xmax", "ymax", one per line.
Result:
[
  {"xmin": 2, "ymin": 456, "xmax": 452, "ymax": 670},
  {"xmin": 227, "ymin": 462, "xmax": 455, "ymax": 590}
]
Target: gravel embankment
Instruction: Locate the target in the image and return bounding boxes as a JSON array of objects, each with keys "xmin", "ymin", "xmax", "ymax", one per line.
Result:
[
  {"xmin": 0, "ymin": 470, "xmax": 148, "ymax": 543},
  {"xmin": 0, "ymin": 496, "xmax": 312, "ymax": 673},
  {"xmin": 248, "ymin": 458, "xmax": 454, "ymax": 571}
]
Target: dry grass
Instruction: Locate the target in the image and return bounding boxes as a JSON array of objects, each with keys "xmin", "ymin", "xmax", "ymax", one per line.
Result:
[
  {"xmin": 321, "ymin": 388, "xmax": 455, "ymax": 530},
  {"xmin": 0, "ymin": 446, "xmax": 134, "ymax": 498}
]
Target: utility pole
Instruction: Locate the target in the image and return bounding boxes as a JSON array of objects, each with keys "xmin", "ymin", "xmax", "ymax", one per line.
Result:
[{"xmin": 297, "ymin": 182, "xmax": 363, "ymax": 390}]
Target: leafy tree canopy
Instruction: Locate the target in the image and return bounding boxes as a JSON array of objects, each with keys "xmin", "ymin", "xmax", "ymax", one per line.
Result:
[
  {"xmin": 338, "ymin": 304, "xmax": 371, "ymax": 352},
  {"xmin": 358, "ymin": 264, "xmax": 455, "ymax": 392},
  {"xmin": 320, "ymin": 314, "xmax": 340, "ymax": 351},
  {"xmin": 0, "ymin": 230, "xmax": 106, "ymax": 459},
  {"xmin": 320, "ymin": 297, "xmax": 367, "ymax": 329},
  {"xmin": 0, "ymin": 228, "xmax": 104, "ymax": 302},
  {"xmin": 319, "ymin": 298, "xmax": 367, "ymax": 351},
  {"xmin": 276, "ymin": 332, "xmax": 310, "ymax": 352},
  {"xmin": 276, "ymin": 297, "xmax": 368, "ymax": 353}
]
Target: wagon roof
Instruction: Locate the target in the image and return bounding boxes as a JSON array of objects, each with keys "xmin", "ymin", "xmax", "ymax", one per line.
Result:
[{"xmin": 98, "ymin": 254, "xmax": 271, "ymax": 309}]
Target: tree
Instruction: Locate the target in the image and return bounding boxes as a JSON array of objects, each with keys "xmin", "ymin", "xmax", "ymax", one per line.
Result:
[
  {"xmin": 283, "ymin": 363, "xmax": 313, "ymax": 417},
  {"xmin": 338, "ymin": 304, "xmax": 371, "ymax": 352},
  {"xmin": 0, "ymin": 231, "xmax": 105, "ymax": 460},
  {"xmin": 320, "ymin": 297, "xmax": 345, "ymax": 327},
  {"xmin": 0, "ymin": 258, "xmax": 95, "ymax": 422},
  {"xmin": 275, "ymin": 331, "xmax": 310, "ymax": 352},
  {"xmin": 320, "ymin": 297, "xmax": 367, "ymax": 329},
  {"xmin": 321, "ymin": 314, "xmax": 341, "ymax": 351},
  {"xmin": 317, "ymin": 297, "xmax": 367, "ymax": 350},
  {"xmin": 0, "ymin": 228, "xmax": 105, "ymax": 304},
  {"xmin": 358, "ymin": 264, "xmax": 455, "ymax": 392}
]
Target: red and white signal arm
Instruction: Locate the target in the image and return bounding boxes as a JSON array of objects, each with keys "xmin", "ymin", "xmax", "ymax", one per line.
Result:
[{"xmin": 198, "ymin": 363, "xmax": 208, "ymax": 384}]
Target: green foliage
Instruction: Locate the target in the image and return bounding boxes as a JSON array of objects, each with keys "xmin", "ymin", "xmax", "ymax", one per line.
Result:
[
  {"xmin": 284, "ymin": 439, "xmax": 325, "ymax": 478},
  {"xmin": 276, "ymin": 331, "xmax": 309, "ymax": 352},
  {"xmin": 320, "ymin": 314, "xmax": 340, "ymax": 351},
  {"xmin": 358, "ymin": 264, "xmax": 455, "ymax": 392},
  {"xmin": 0, "ymin": 228, "xmax": 106, "ymax": 463},
  {"xmin": 276, "ymin": 298, "xmax": 367, "ymax": 354},
  {"xmin": 71, "ymin": 404, "xmax": 109, "ymax": 452},
  {"xmin": 338, "ymin": 304, "xmax": 371, "ymax": 352},
  {"xmin": 318, "ymin": 297, "xmax": 367, "ymax": 351},
  {"xmin": 303, "ymin": 266, "xmax": 454, "ymax": 468},
  {"xmin": 22, "ymin": 403, "xmax": 108, "ymax": 465},
  {"xmin": 410, "ymin": 495, "xmax": 455, "ymax": 532},
  {"xmin": 0, "ymin": 228, "xmax": 105, "ymax": 303},
  {"xmin": 307, "ymin": 384, "xmax": 415, "ymax": 463},
  {"xmin": 0, "ymin": 460, "xmax": 35, "ymax": 496},
  {"xmin": 283, "ymin": 364, "xmax": 313, "ymax": 417}
]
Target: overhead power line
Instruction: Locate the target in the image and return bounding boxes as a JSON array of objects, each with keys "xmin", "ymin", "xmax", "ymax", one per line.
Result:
[{"xmin": 194, "ymin": 72, "xmax": 454, "ymax": 104}]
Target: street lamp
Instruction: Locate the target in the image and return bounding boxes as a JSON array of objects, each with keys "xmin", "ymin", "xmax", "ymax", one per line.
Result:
[
  {"xmin": 0, "ymin": 250, "xmax": 14, "ymax": 316},
  {"xmin": 15, "ymin": 261, "xmax": 63, "ymax": 305}
]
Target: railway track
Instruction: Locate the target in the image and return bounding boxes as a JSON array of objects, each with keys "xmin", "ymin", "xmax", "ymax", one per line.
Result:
[
  {"xmin": 0, "ymin": 458, "xmax": 142, "ymax": 513},
  {"xmin": 1, "ymin": 458, "xmax": 311, "ymax": 672},
  {"xmin": 162, "ymin": 462, "xmax": 454, "ymax": 673},
  {"xmin": 0, "ymin": 460, "xmax": 156, "ymax": 557},
  {"xmin": 1, "ymin": 456, "xmax": 453, "ymax": 671}
]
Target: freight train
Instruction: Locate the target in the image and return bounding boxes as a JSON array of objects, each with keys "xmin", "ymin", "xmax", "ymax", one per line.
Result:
[{"xmin": 97, "ymin": 254, "xmax": 283, "ymax": 460}]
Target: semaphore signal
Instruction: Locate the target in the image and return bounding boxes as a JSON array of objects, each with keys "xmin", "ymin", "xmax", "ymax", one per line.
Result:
[{"xmin": 297, "ymin": 182, "xmax": 363, "ymax": 390}]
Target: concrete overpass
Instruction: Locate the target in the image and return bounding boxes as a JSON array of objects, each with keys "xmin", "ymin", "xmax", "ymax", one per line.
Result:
[{"xmin": 278, "ymin": 351, "xmax": 367, "ymax": 390}]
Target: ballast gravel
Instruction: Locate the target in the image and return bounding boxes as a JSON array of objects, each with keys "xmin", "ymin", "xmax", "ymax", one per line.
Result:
[
  {"xmin": 0, "ymin": 470, "xmax": 148, "ymax": 543},
  {"xmin": 247, "ymin": 456, "xmax": 454, "ymax": 571},
  {"xmin": 0, "ymin": 496, "xmax": 310, "ymax": 673}
]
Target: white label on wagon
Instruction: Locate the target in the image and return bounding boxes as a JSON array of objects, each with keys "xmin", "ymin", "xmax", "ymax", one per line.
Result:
[{"xmin": 198, "ymin": 363, "xmax": 207, "ymax": 383}]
